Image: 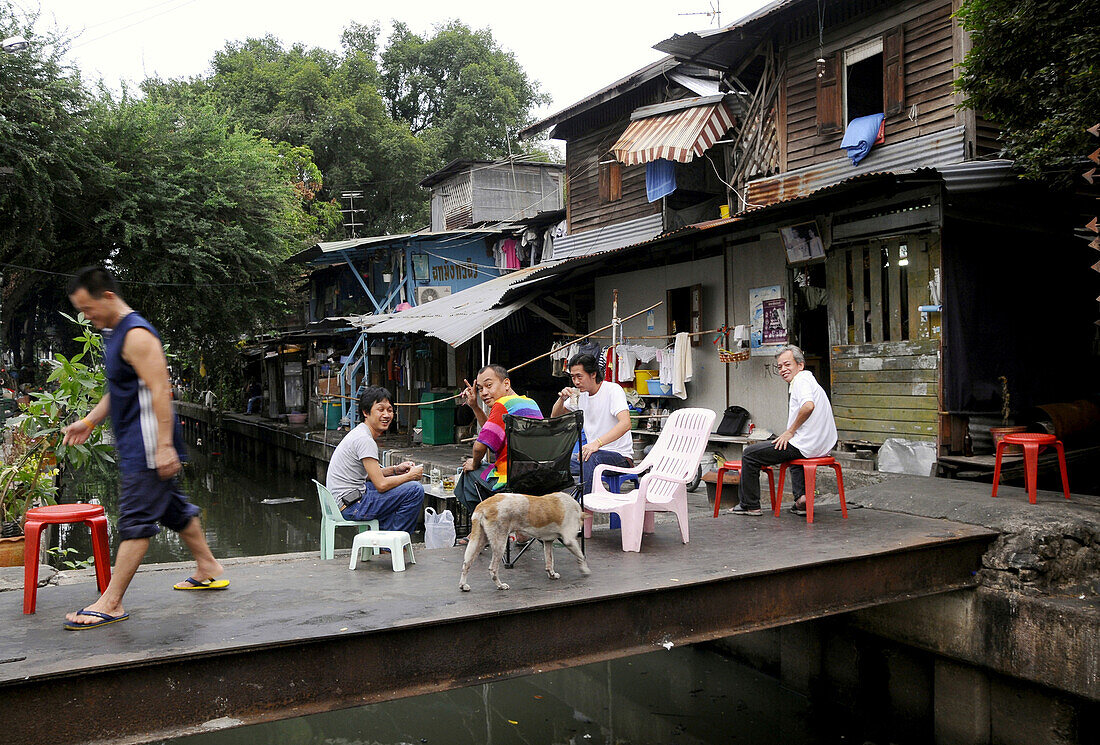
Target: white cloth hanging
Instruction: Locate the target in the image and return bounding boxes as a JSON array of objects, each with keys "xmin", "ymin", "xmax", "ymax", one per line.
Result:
[
  {"xmin": 672, "ymin": 332, "xmax": 692, "ymax": 399},
  {"xmin": 658, "ymin": 347, "xmax": 675, "ymax": 386}
]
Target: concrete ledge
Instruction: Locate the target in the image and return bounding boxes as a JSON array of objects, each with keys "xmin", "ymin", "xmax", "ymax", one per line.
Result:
[{"xmin": 847, "ymin": 587, "xmax": 1100, "ymax": 702}]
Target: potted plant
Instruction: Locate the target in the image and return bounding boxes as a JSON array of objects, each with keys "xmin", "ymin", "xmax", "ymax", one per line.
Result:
[{"xmin": 0, "ymin": 313, "xmax": 115, "ymax": 566}]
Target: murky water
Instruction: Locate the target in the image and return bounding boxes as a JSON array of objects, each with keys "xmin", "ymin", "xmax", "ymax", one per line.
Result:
[
  {"xmin": 152, "ymin": 644, "xmax": 822, "ymax": 745},
  {"xmin": 54, "ymin": 451, "xmax": 356, "ymax": 566}
]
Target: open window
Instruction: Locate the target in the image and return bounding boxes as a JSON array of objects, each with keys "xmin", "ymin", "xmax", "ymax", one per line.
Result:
[
  {"xmin": 667, "ymin": 284, "xmax": 703, "ymax": 346},
  {"xmin": 816, "ymin": 27, "xmax": 905, "ymax": 135},
  {"xmin": 844, "ymin": 38, "xmax": 883, "ymax": 124}
]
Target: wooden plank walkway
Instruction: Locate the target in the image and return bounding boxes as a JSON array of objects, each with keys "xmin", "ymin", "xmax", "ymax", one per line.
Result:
[{"xmin": 1, "ymin": 503, "xmax": 993, "ymax": 745}]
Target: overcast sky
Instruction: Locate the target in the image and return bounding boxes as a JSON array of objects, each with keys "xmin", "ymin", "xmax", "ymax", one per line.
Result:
[{"xmin": 36, "ymin": 0, "xmax": 766, "ymax": 126}]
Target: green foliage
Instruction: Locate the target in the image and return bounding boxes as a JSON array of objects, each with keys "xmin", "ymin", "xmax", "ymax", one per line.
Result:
[
  {"xmin": 46, "ymin": 546, "xmax": 95, "ymax": 570},
  {"xmin": 955, "ymin": 0, "xmax": 1100, "ymax": 185},
  {"xmin": 0, "ymin": 314, "xmax": 114, "ymax": 527}
]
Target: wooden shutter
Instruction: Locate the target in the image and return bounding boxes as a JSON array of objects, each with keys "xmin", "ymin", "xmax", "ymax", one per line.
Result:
[
  {"xmin": 883, "ymin": 26, "xmax": 905, "ymax": 117},
  {"xmin": 599, "ymin": 160, "xmax": 621, "ymax": 202},
  {"xmin": 816, "ymin": 54, "xmax": 842, "ymax": 136}
]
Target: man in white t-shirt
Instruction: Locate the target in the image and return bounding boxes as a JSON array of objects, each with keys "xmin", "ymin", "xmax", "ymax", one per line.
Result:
[
  {"xmin": 551, "ymin": 353, "xmax": 634, "ymax": 496},
  {"xmin": 327, "ymin": 387, "xmax": 424, "ymax": 533},
  {"xmin": 730, "ymin": 345, "xmax": 838, "ymax": 516}
]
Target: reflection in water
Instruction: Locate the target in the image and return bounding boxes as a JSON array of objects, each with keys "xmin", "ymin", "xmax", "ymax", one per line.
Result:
[
  {"xmin": 56, "ymin": 452, "xmax": 354, "ymax": 566},
  {"xmin": 154, "ymin": 645, "xmax": 819, "ymax": 745}
]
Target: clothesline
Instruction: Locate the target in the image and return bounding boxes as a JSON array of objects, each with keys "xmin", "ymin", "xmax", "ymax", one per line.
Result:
[{"xmin": 552, "ymin": 327, "xmax": 724, "ymax": 340}]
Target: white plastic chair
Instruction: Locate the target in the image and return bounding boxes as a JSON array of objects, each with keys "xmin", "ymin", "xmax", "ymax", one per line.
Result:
[
  {"xmin": 582, "ymin": 408, "xmax": 716, "ymax": 552},
  {"xmin": 314, "ymin": 479, "xmax": 379, "ymax": 560}
]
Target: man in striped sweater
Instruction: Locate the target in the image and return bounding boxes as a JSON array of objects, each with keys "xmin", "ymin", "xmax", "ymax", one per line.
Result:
[{"xmin": 454, "ymin": 364, "xmax": 543, "ymax": 516}]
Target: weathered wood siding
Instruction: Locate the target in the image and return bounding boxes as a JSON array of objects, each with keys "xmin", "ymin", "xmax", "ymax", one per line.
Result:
[
  {"xmin": 830, "ymin": 340, "xmax": 940, "ymax": 443},
  {"xmin": 824, "ymin": 234, "xmax": 942, "ymax": 444},
  {"xmin": 783, "ymin": 0, "xmax": 958, "ymax": 172},
  {"xmin": 566, "ymin": 121, "xmax": 661, "ymax": 235}
]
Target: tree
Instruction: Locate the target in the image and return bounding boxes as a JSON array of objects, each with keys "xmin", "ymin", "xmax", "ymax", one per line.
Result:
[
  {"xmin": 0, "ymin": 5, "xmax": 94, "ymax": 373},
  {"xmin": 381, "ymin": 20, "xmax": 550, "ymax": 163},
  {"xmin": 955, "ymin": 0, "xmax": 1100, "ymax": 184},
  {"xmin": 73, "ymin": 94, "xmax": 318, "ymax": 381}
]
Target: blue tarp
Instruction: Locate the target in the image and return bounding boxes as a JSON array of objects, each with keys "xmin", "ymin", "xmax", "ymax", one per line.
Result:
[
  {"xmin": 646, "ymin": 159, "xmax": 677, "ymax": 202},
  {"xmin": 840, "ymin": 113, "xmax": 885, "ymax": 166}
]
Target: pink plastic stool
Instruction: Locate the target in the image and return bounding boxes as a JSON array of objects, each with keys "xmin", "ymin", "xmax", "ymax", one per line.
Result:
[
  {"xmin": 992, "ymin": 433, "xmax": 1070, "ymax": 504},
  {"xmin": 23, "ymin": 504, "xmax": 112, "ymax": 614},
  {"xmin": 712, "ymin": 461, "xmax": 776, "ymax": 517},
  {"xmin": 775, "ymin": 457, "xmax": 848, "ymax": 523}
]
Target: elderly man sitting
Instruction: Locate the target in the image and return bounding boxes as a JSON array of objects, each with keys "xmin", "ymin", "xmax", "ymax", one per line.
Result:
[{"xmin": 730, "ymin": 345, "xmax": 837, "ymax": 516}]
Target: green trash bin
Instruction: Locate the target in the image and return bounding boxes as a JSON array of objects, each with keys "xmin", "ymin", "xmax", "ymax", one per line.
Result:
[
  {"xmin": 420, "ymin": 391, "xmax": 456, "ymax": 445},
  {"xmin": 322, "ymin": 398, "xmax": 342, "ymax": 430}
]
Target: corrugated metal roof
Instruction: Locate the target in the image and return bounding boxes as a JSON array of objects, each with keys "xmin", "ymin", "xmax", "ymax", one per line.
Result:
[
  {"xmin": 652, "ymin": 0, "xmax": 805, "ymax": 70},
  {"xmin": 551, "ymin": 213, "xmax": 665, "ymax": 259},
  {"xmin": 358, "ymin": 265, "xmax": 550, "ymax": 347},
  {"xmin": 612, "ymin": 100, "xmax": 736, "ymax": 166},
  {"xmin": 519, "ymin": 57, "xmax": 681, "ymax": 139},
  {"xmin": 744, "ymin": 127, "xmax": 967, "ymax": 208},
  {"xmin": 287, "ymin": 227, "xmax": 514, "ymax": 265}
]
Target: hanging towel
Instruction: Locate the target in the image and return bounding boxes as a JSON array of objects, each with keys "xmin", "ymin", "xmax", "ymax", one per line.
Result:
[
  {"xmin": 646, "ymin": 159, "xmax": 677, "ymax": 202},
  {"xmin": 839, "ymin": 113, "xmax": 886, "ymax": 166},
  {"xmin": 499, "ymin": 239, "xmax": 520, "ymax": 270},
  {"xmin": 672, "ymin": 332, "xmax": 692, "ymax": 400},
  {"xmin": 617, "ymin": 347, "xmax": 638, "ymax": 382}
]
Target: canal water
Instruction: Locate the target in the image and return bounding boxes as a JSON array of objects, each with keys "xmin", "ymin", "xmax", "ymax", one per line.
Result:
[{"xmin": 56, "ymin": 451, "xmax": 354, "ymax": 566}]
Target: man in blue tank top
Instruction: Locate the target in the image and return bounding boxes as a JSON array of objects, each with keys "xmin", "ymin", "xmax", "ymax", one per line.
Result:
[{"xmin": 60, "ymin": 267, "xmax": 227, "ymax": 630}]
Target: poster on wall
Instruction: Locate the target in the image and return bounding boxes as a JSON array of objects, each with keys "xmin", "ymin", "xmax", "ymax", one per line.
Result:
[
  {"xmin": 749, "ymin": 285, "xmax": 788, "ymax": 356},
  {"xmin": 779, "ymin": 221, "xmax": 826, "ymax": 264}
]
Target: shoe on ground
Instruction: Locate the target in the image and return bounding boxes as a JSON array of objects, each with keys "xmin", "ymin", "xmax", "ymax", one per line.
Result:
[
  {"xmin": 728, "ymin": 504, "xmax": 762, "ymax": 516},
  {"xmin": 789, "ymin": 504, "xmax": 807, "ymax": 516}
]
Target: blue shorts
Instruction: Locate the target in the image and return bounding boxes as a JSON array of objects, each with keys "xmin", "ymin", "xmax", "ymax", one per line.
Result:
[{"xmin": 117, "ymin": 470, "xmax": 201, "ymax": 541}]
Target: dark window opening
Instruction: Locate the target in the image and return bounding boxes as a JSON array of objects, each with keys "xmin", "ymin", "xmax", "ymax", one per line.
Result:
[{"xmin": 846, "ymin": 52, "xmax": 883, "ymax": 122}]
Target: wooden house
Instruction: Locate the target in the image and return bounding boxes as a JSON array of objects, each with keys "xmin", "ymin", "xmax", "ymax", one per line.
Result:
[{"xmin": 522, "ymin": 0, "xmax": 1097, "ymax": 461}]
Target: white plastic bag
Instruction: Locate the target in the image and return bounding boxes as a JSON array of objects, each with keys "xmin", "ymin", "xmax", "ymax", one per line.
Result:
[{"xmin": 423, "ymin": 507, "xmax": 456, "ymax": 549}]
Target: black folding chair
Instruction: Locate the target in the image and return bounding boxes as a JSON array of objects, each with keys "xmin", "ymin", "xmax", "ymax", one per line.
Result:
[{"xmin": 500, "ymin": 411, "xmax": 584, "ymax": 568}]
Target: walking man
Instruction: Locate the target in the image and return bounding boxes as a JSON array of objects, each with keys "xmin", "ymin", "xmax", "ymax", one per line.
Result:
[
  {"xmin": 550, "ymin": 353, "xmax": 634, "ymax": 495},
  {"xmin": 61, "ymin": 267, "xmax": 227, "ymax": 630},
  {"xmin": 730, "ymin": 345, "xmax": 837, "ymax": 516}
]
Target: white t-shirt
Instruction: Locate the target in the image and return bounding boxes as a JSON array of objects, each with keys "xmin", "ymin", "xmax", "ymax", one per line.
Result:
[
  {"xmin": 326, "ymin": 423, "xmax": 379, "ymax": 502},
  {"xmin": 565, "ymin": 381, "xmax": 634, "ymax": 459},
  {"xmin": 787, "ymin": 369, "xmax": 838, "ymax": 458}
]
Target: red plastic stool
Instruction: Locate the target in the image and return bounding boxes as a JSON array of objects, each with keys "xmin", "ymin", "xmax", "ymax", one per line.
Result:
[
  {"xmin": 775, "ymin": 457, "xmax": 847, "ymax": 523},
  {"xmin": 712, "ymin": 461, "xmax": 776, "ymax": 517},
  {"xmin": 992, "ymin": 433, "xmax": 1070, "ymax": 505},
  {"xmin": 23, "ymin": 504, "xmax": 112, "ymax": 614}
]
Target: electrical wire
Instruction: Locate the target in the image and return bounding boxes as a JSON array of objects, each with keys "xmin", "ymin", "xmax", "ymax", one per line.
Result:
[
  {"xmin": 0, "ymin": 261, "xmax": 278, "ymax": 287},
  {"xmin": 72, "ymin": 0, "xmax": 204, "ymax": 49}
]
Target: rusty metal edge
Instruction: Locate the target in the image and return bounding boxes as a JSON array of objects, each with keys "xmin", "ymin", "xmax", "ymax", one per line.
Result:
[{"xmin": 2, "ymin": 536, "xmax": 991, "ymax": 745}]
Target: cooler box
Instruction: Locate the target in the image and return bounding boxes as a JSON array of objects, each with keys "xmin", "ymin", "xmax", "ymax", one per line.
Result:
[
  {"xmin": 420, "ymin": 391, "xmax": 456, "ymax": 445},
  {"xmin": 322, "ymin": 399, "xmax": 342, "ymax": 430}
]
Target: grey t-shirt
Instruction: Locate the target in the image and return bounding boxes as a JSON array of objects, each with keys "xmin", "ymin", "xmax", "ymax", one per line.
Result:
[{"xmin": 326, "ymin": 423, "xmax": 379, "ymax": 502}]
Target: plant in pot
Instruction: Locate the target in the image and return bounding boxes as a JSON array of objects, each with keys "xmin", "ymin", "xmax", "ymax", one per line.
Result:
[
  {"xmin": 989, "ymin": 375, "xmax": 1027, "ymax": 454},
  {"xmin": 0, "ymin": 313, "xmax": 115, "ymax": 566}
]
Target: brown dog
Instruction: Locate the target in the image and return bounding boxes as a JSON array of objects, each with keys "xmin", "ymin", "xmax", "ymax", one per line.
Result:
[{"xmin": 459, "ymin": 491, "xmax": 590, "ymax": 591}]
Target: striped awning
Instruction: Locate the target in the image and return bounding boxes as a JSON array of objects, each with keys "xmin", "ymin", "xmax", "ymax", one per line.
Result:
[{"xmin": 611, "ymin": 101, "xmax": 736, "ymax": 166}]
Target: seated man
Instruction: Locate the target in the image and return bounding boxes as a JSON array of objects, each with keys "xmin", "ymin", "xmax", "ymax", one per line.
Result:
[
  {"xmin": 550, "ymin": 352, "xmax": 633, "ymax": 496},
  {"xmin": 731, "ymin": 345, "xmax": 837, "ymax": 516},
  {"xmin": 326, "ymin": 386, "xmax": 424, "ymax": 533},
  {"xmin": 454, "ymin": 364, "xmax": 543, "ymax": 515}
]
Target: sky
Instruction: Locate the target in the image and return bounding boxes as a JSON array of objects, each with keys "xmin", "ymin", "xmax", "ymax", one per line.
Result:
[{"xmin": 32, "ymin": 0, "xmax": 768, "ymax": 126}]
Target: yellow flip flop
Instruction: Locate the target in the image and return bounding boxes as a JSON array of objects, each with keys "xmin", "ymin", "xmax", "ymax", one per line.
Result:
[{"xmin": 173, "ymin": 576, "xmax": 230, "ymax": 590}]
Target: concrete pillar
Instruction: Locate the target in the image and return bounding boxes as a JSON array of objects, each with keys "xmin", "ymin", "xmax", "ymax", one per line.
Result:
[
  {"xmin": 989, "ymin": 677, "xmax": 1079, "ymax": 745},
  {"xmin": 935, "ymin": 659, "xmax": 990, "ymax": 745},
  {"xmin": 780, "ymin": 622, "xmax": 823, "ymax": 696}
]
